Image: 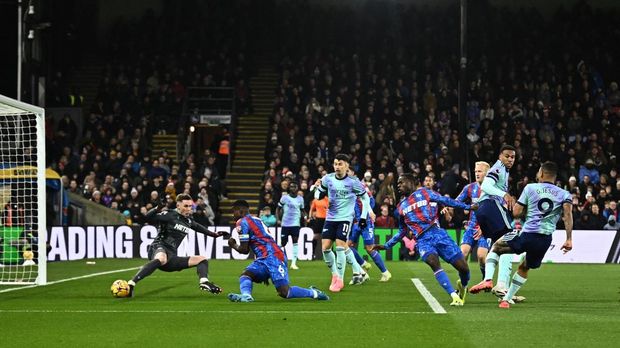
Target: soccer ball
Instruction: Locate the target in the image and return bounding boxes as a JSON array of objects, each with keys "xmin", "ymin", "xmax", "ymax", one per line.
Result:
[
  {"xmin": 23, "ymin": 250, "xmax": 34, "ymax": 260},
  {"xmin": 111, "ymin": 279, "xmax": 130, "ymax": 298}
]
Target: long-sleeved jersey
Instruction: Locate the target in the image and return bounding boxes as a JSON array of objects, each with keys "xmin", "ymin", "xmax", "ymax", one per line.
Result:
[
  {"xmin": 147, "ymin": 208, "xmax": 214, "ymax": 252},
  {"xmin": 386, "ymin": 188, "xmax": 471, "ymax": 248}
]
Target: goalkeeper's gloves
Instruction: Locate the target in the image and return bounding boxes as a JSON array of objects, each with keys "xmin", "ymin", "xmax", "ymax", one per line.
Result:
[{"xmin": 359, "ymin": 218, "xmax": 367, "ymax": 229}]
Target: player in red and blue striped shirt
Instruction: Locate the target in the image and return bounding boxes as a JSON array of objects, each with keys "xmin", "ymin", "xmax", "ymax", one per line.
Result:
[
  {"xmin": 227, "ymin": 200, "xmax": 329, "ymax": 302},
  {"xmin": 374, "ymin": 174, "xmax": 477, "ymax": 306}
]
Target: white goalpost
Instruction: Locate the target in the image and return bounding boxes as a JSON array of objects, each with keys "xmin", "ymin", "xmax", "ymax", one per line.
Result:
[{"xmin": 0, "ymin": 94, "xmax": 46, "ymax": 285}]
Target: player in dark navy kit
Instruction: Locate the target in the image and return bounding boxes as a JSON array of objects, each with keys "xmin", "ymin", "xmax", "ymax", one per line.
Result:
[
  {"xmin": 127, "ymin": 193, "xmax": 226, "ymax": 297},
  {"xmin": 227, "ymin": 200, "xmax": 329, "ymax": 302}
]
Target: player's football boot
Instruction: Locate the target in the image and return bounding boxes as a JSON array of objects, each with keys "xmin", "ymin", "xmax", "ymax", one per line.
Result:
[
  {"xmin": 450, "ymin": 292, "xmax": 464, "ymax": 306},
  {"xmin": 349, "ymin": 273, "xmax": 364, "ymax": 285},
  {"xmin": 512, "ymin": 295, "xmax": 526, "ymax": 303},
  {"xmin": 310, "ymin": 286, "xmax": 330, "ymax": 301},
  {"xmin": 199, "ymin": 280, "xmax": 222, "ymax": 294},
  {"xmin": 469, "ymin": 279, "xmax": 493, "ymax": 294},
  {"xmin": 333, "ymin": 277, "xmax": 344, "ymax": 292},
  {"xmin": 361, "ymin": 272, "xmax": 370, "ymax": 284},
  {"xmin": 361, "ymin": 261, "xmax": 372, "ymax": 271},
  {"xmin": 379, "ymin": 270, "xmax": 392, "ymax": 282},
  {"xmin": 492, "ymin": 285, "xmax": 508, "ymax": 298},
  {"xmin": 290, "ymin": 263, "xmax": 299, "ymax": 270},
  {"xmin": 498, "ymin": 300, "xmax": 511, "ymax": 308},
  {"xmin": 329, "ymin": 274, "xmax": 339, "ymax": 292},
  {"xmin": 456, "ymin": 279, "xmax": 468, "ymax": 304},
  {"xmin": 227, "ymin": 293, "xmax": 254, "ymax": 302},
  {"xmin": 127, "ymin": 283, "xmax": 134, "ymax": 298},
  {"xmin": 498, "ymin": 297, "xmax": 515, "ymax": 305}
]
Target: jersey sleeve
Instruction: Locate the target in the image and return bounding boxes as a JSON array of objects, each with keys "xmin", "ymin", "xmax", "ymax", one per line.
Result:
[
  {"xmin": 517, "ymin": 185, "xmax": 529, "ymax": 206},
  {"xmin": 428, "ymin": 189, "xmax": 470, "ymax": 210},
  {"xmin": 277, "ymin": 196, "xmax": 285, "ymax": 208},
  {"xmin": 236, "ymin": 219, "xmax": 250, "ymax": 242},
  {"xmin": 314, "ymin": 175, "xmax": 329, "ymax": 199},
  {"xmin": 456, "ymin": 184, "xmax": 469, "ymax": 202},
  {"xmin": 146, "ymin": 208, "xmax": 175, "ymax": 223},
  {"xmin": 562, "ymin": 190, "xmax": 572, "ymax": 205}
]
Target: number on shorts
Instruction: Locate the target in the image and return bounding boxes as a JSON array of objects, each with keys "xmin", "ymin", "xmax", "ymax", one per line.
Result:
[
  {"xmin": 342, "ymin": 223, "xmax": 350, "ymax": 233},
  {"xmin": 278, "ymin": 265, "xmax": 285, "ymax": 277},
  {"xmin": 537, "ymin": 198, "xmax": 554, "ymax": 217}
]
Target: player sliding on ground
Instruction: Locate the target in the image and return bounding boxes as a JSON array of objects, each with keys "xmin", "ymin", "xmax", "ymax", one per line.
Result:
[
  {"xmin": 127, "ymin": 193, "xmax": 226, "ymax": 297},
  {"xmin": 373, "ymin": 173, "xmax": 476, "ymax": 306},
  {"xmin": 469, "ymin": 161, "xmax": 573, "ymax": 308},
  {"xmin": 227, "ymin": 200, "xmax": 329, "ymax": 302}
]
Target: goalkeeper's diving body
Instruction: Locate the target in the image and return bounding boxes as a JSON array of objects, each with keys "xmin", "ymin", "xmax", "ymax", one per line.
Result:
[{"xmin": 126, "ymin": 193, "xmax": 226, "ymax": 297}]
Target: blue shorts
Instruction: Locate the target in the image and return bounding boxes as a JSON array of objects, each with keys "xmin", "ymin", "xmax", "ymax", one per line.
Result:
[
  {"xmin": 322, "ymin": 220, "xmax": 352, "ymax": 242},
  {"xmin": 476, "ymin": 200, "xmax": 513, "ymax": 243},
  {"xmin": 504, "ymin": 232, "xmax": 552, "ymax": 269},
  {"xmin": 245, "ymin": 255, "xmax": 289, "ymax": 288},
  {"xmin": 280, "ymin": 226, "xmax": 300, "ymax": 244},
  {"xmin": 348, "ymin": 223, "xmax": 375, "ymax": 246},
  {"xmin": 417, "ymin": 227, "xmax": 464, "ymax": 264},
  {"xmin": 460, "ymin": 229, "xmax": 490, "ymax": 249}
]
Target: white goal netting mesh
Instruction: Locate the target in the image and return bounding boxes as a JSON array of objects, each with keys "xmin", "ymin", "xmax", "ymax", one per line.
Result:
[{"xmin": 0, "ymin": 95, "xmax": 46, "ymax": 285}]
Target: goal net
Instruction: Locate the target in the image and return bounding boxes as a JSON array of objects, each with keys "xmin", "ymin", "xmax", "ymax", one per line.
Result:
[{"xmin": 0, "ymin": 94, "xmax": 46, "ymax": 285}]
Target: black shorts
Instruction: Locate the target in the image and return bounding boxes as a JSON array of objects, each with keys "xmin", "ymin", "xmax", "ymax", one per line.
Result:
[
  {"xmin": 505, "ymin": 232, "xmax": 552, "ymax": 269},
  {"xmin": 148, "ymin": 242, "xmax": 189, "ymax": 272}
]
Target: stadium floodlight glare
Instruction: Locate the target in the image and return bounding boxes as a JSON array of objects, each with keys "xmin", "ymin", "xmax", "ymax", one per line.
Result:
[{"xmin": 0, "ymin": 94, "xmax": 46, "ymax": 285}]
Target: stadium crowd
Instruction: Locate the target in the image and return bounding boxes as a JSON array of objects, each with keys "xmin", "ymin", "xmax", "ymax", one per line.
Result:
[{"xmin": 45, "ymin": 1, "xmax": 619, "ymax": 232}]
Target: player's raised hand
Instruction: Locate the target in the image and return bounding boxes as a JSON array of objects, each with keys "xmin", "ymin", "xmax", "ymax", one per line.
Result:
[
  {"xmin": 371, "ymin": 244, "xmax": 385, "ymax": 251},
  {"xmin": 561, "ymin": 239, "xmax": 573, "ymax": 254},
  {"xmin": 216, "ymin": 231, "xmax": 229, "ymax": 238},
  {"xmin": 314, "ymin": 179, "xmax": 322, "ymax": 188},
  {"xmin": 440, "ymin": 207, "xmax": 449, "ymax": 215},
  {"xmin": 470, "ymin": 203, "xmax": 479, "ymax": 211}
]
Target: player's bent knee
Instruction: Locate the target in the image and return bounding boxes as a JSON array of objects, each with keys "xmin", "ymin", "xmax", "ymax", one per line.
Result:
[
  {"xmin": 155, "ymin": 253, "xmax": 168, "ymax": 265},
  {"xmin": 364, "ymin": 245, "xmax": 374, "ymax": 253},
  {"xmin": 276, "ymin": 286, "xmax": 289, "ymax": 298}
]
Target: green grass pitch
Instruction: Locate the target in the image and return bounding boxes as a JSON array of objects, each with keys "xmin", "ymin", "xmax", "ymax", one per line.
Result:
[{"xmin": 1, "ymin": 259, "xmax": 619, "ymax": 347}]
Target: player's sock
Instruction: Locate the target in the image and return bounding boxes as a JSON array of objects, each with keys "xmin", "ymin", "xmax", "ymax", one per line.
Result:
[
  {"xmin": 458, "ymin": 269, "xmax": 470, "ymax": 287},
  {"xmin": 335, "ymin": 246, "xmax": 346, "ymax": 279},
  {"xmin": 503, "ymin": 273, "xmax": 527, "ymax": 301},
  {"xmin": 434, "ymin": 269, "xmax": 456, "ymax": 295},
  {"xmin": 131, "ymin": 259, "xmax": 161, "ymax": 283},
  {"xmin": 286, "ymin": 286, "xmax": 315, "ymax": 299},
  {"xmin": 292, "ymin": 243, "xmax": 299, "ymax": 265},
  {"xmin": 196, "ymin": 259, "xmax": 209, "ymax": 279},
  {"xmin": 345, "ymin": 247, "xmax": 363, "ymax": 274},
  {"xmin": 370, "ymin": 250, "xmax": 387, "ymax": 273},
  {"xmin": 479, "ymin": 265, "xmax": 486, "ymax": 280},
  {"xmin": 323, "ymin": 250, "xmax": 337, "ymax": 275},
  {"xmin": 350, "ymin": 247, "xmax": 365, "ymax": 266},
  {"xmin": 239, "ymin": 275, "xmax": 253, "ymax": 296},
  {"xmin": 483, "ymin": 252, "xmax": 499, "ymax": 281},
  {"xmin": 497, "ymin": 254, "xmax": 513, "ymax": 289}
]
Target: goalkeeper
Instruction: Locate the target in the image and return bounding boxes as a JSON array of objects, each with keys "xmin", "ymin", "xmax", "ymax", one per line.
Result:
[{"xmin": 127, "ymin": 193, "xmax": 226, "ymax": 297}]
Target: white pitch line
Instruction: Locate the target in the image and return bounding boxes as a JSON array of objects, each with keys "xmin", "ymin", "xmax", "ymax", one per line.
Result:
[
  {"xmin": 411, "ymin": 278, "xmax": 447, "ymax": 314},
  {"xmin": 0, "ymin": 267, "xmax": 140, "ymax": 294},
  {"xmin": 0, "ymin": 309, "xmax": 432, "ymax": 315}
]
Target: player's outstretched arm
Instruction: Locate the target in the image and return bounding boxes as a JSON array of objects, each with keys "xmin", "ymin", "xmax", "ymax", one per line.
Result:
[
  {"xmin": 429, "ymin": 190, "xmax": 470, "ymax": 211},
  {"xmin": 561, "ymin": 202, "xmax": 573, "ymax": 254},
  {"xmin": 228, "ymin": 238, "xmax": 250, "ymax": 254},
  {"xmin": 192, "ymin": 221, "xmax": 227, "ymax": 238}
]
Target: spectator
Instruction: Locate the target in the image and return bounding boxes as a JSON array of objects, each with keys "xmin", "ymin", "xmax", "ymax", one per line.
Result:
[
  {"xmin": 260, "ymin": 206, "xmax": 277, "ymax": 227},
  {"xmin": 604, "ymin": 215, "xmax": 619, "ymax": 231},
  {"xmin": 579, "ymin": 159, "xmax": 600, "ymax": 184},
  {"xmin": 375, "ymin": 204, "xmax": 396, "ymax": 228}
]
